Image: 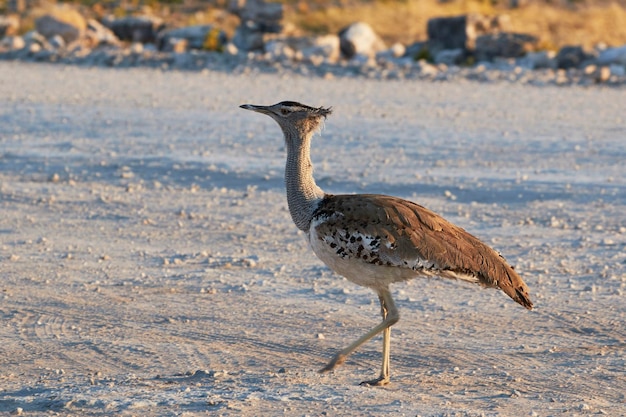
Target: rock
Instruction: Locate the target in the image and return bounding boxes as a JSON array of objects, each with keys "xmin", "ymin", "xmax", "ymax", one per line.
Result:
[
  {"xmin": 35, "ymin": 6, "xmax": 86, "ymax": 43},
  {"xmin": 427, "ymin": 15, "xmax": 467, "ymax": 50},
  {"xmin": 555, "ymin": 45, "xmax": 591, "ymax": 69},
  {"xmin": 302, "ymin": 35, "xmax": 341, "ymax": 62},
  {"xmin": 583, "ymin": 63, "xmax": 596, "ymax": 75},
  {"xmin": 36, "ymin": 15, "xmax": 78, "ymax": 43},
  {"xmin": 130, "ymin": 42, "xmax": 143, "ymax": 54},
  {"xmin": 224, "ymin": 42, "xmax": 239, "ymax": 55},
  {"xmin": 143, "ymin": 43, "xmax": 157, "ymax": 53},
  {"xmin": 417, "ymin": 60, "xmax": 439, "ymax": 77},
  {"xmin": 434, "ymin": 48, "xmax": 465, "ymax": 65},
  {"xmin": 266, "ymin": 35, "xmax": 340, "ymax": 62},
  {"xmin": 519, "ymin": 50, "xmax": 556, "ymax": 69},
  {"xmin": 49, "ymin": 34, "xmax": 65, "ymax": 49},
  {"xmin": 232, "ymin": 21, "xmax": 265, "ymax": 52},
  {"xmin": 596, "ymin": 45, "xmax": 626, "ymax": 67},
  {"xmin": 157, "ymin": 25, "xmax": 227, "ymax": 51},
  {"xmin": 1, "ymin": 35, "xmax": 25, "ymax": 51},
  {"xmin": 377, "ymin": 42, "xmax": 406, "ymax": 61},
  {"xmin": 85, "ymin": 19, "xmax": 120, "ymax": 48},
  {"xmin": 264, "ymin": 38, "xmax": 292, "ymax": 59},
  {"xmin": 405, "ymin": 41, "xmax": 432, "ymax": 61},
  {"xmin": 23, "ymin": 30, "xmax": 49, "ymax": 48},
  {"xmin": 264, "ymin": 35, "xmax": 334, "ymax": 63},
  {"xmin": 610, "ymin": 64, "xmax": 625, "ymax": 77},
  {"xmin": 161, "ymin": 37, "xmax": 189, "ymax": 53},
  {"xmin": 172, "ymin": 51, "xmax": 193, "ymax": 68},
  {"xmin": 389, "ymin": 43, "xmax": 406, "ymax": 58},
  {"xmin": 338, "ymin": 22, "xmax": 386, "ymax": 59},
  {"xmin": 29, "ymin": 42, "xmax": 41, "ymax": 54},
  {"xmin": 102, "ymin": 15, "xmax": 164, "ymax": 44},
  {"xmin": 349, "ymin": 53, "xmax": 373, "ymax": 66},
  {"xmin": 584, "ymin": 64, "xmax": 611, "ymax": 82},
  {"xmin": 0, "ymin": 14, "xmax": 20, "ymax": 37},
  {"xmin": 229, "ymin": 0, "xmax": 283, "ymax": 34},
  {"xmin": 596, "ymin": 66, "xmax": 611, "ymax": 82},
  {"xmin": 474, "ymin": 32, "xmax": 538, "ymax": 61},
  {"xmin": 427, "ymin": 13, "xmax": 509, "ymax": 52},
  {"xmin": 229, "ymin": 0, "xmax": 283, "ymax": 51}
]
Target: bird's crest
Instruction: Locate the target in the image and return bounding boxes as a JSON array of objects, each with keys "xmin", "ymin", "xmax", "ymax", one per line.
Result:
[{"xmin": 277, "ymin": 101, "xmax": 332, "ymax": 118}]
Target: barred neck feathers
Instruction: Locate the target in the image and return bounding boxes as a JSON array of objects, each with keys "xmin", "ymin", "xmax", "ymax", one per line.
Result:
[
  {"xmin": 284, "ymin": 129, "xmax": 325, "ymax": 232},
  {"xmin": 237, "ymin": 101, "xmax": 332, "ymax": 232}
]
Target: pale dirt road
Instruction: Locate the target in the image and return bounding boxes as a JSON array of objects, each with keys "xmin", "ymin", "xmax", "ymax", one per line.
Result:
[{"xmin": 0, "ymin": 62, "xmax": 625, "ymax": 416}]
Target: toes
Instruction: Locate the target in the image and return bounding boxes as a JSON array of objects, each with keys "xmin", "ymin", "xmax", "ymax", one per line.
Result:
[{"xmin": 359, "ymin": 376, "xmax": 390, "ymax": 386}]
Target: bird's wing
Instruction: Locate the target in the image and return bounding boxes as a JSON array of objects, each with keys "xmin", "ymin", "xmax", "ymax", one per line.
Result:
[{"xmin": 311, "ymin": 194, "xmax": 533, "ymax": 309}]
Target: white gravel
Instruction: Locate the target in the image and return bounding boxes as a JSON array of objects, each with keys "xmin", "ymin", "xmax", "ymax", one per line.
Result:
[{"xmin": 0, "ymin": 61, "xmax": 625, "ymax": 416}]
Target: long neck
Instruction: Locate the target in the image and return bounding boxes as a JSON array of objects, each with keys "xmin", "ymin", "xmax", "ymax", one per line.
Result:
[{"xmin": 284, "ymin": 131, "xmax": 325, "ymax": 232}]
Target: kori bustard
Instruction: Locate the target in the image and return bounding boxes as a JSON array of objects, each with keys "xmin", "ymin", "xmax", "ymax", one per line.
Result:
[{"xmin": 240, "ymin": 101, "xmax": 533, "ymax": 386}]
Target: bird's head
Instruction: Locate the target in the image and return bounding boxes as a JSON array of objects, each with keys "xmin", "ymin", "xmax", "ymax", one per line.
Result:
[{"xmin": 240, "ymin": 101, "xmax": 332, "ymax": 141}]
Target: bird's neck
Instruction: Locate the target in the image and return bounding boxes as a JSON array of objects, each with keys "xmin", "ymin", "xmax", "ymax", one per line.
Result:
[{"xmin": 284, "ymin": 132, "xmax": 325, "ymax": 232}]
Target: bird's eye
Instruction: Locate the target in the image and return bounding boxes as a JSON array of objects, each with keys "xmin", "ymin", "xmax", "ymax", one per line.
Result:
[{"xmin": 280, "ymin": 109, "xmax": 289, "ymax": 115}]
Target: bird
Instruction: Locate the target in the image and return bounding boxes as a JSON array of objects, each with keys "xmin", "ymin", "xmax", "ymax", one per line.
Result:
[{"xmin": 240, "ymin": 101, "xmax": 533, "ymax": 386}]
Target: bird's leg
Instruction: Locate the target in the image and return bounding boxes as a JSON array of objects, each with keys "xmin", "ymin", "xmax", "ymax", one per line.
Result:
[
  {"xmin": 319, "ymin": 289, "xmax": 399, "ymax": 385},
  {"xmin": 360, "ymin": 294, "xmax": 392, "ymax": 386}
]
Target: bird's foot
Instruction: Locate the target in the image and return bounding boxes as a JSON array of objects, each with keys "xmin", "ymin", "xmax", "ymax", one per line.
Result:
[
  {"xmin": 359, "ymin": 375, "xmax": 390, "ymax": 386},
  {"xmin": 319, "ymin": 353, "xmax": 346, "ymax": 373}
]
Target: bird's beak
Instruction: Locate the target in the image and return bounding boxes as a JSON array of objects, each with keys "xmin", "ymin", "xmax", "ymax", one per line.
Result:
[{"xmin": 240, "ymin": 104, "xmax": 271, "ymax": 114}]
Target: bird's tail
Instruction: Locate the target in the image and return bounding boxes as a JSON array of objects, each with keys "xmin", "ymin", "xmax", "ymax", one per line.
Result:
[{"xmin": 496, "ymin": 265, "xmax": 533, "ymax": 310}]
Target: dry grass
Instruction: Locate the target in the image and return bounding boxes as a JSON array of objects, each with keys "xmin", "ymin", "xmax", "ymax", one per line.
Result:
[
  {"xmin": 284, "ymin": 0, "xmax": 626, "ymax": 49},
  {"xmin": 163, "ymin": 7, "xmax": 240, "ymax": 36},
  {"xmin": 508, "ymin": 2, "xmax": 626, "ymax": 49}
]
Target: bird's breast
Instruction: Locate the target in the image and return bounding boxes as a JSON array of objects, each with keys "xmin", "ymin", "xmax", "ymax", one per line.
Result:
[{"xmin": 308, "ymin": 215, "xmax": 421, "ymax": 290}]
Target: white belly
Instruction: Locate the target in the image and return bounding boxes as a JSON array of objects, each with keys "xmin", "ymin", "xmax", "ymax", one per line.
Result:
[{"xmin": 308, "ymin": 230, "xmax": 418, "ymax": 291}]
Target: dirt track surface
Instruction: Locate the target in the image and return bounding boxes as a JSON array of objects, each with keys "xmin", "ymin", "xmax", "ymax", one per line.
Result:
[{"xmin": 1, "ymin": 62, "xmax": 625, "ymax": 416}]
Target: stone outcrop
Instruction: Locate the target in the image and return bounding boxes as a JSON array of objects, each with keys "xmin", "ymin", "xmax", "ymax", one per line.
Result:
[
  {"xmin": 229, "ymin": 0, "xmax": 282, "ymax": 33},
  {"xmin": 427, "ymin": 15, "xmax": 467, "ymax": 51},
  {"xmin": 376, "ymin": 43, "xmax": 406, "ymax": 61},
  {"xmin": 433, "ymin": 48, "xmax": 465, "ymax": 65},
  {"xmin": 597, "ymin": 45, "xmax": 626, "ymax": 67},
  {"xmin": 102, "ymin": 15, "xmax": 165, "ymax": 44},
  {"xmin": 519, "ymin": 50, "xmax": 557, "ymax": 69},
  {"xmin": 427, "ymin": 14, "xmax": 509, "ymax": 52},
  {"xmin": 423, "ymin": 13, "xmax": 544, "ymax": 64},
  {"xmin": 229, "ymin": 0, "xmax": 283, "ymax": 52},
  {"xmin": 265, "ymin": 35, "xmax": 340, "ymax": 63},
  {"xmin": 35, "ymin": 6, "xmax": 87, "ymax": 44},
  {"xmin": 338, "ymin": 22, "xmax": 386, "ymax": 59},
  {"xmin": 555, "ymin": 45, "xmax": 593, "ymax": 69},
  {"xmin": 474, "ymin": 33, "xmax": 538, "ymax": 61},
  {"xmin": 85, "ymin": 18, "xmax": 120, "ymax": 48}
]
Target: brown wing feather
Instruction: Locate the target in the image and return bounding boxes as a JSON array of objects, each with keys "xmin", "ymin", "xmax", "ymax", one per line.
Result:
[{"xmin": 313, "ymin": 194, "xmax": 533, "ymax": 310}]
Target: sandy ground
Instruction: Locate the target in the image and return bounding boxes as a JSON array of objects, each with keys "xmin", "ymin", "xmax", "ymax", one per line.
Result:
[{"xmin": 0, "ymin": 62, "xmax": 625, "ymax": 416}]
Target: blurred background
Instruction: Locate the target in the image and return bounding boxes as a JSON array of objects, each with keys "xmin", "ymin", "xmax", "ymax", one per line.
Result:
[{"xmin": 3, "ymin": 0, "xmax": 626, "ymax": 50}]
